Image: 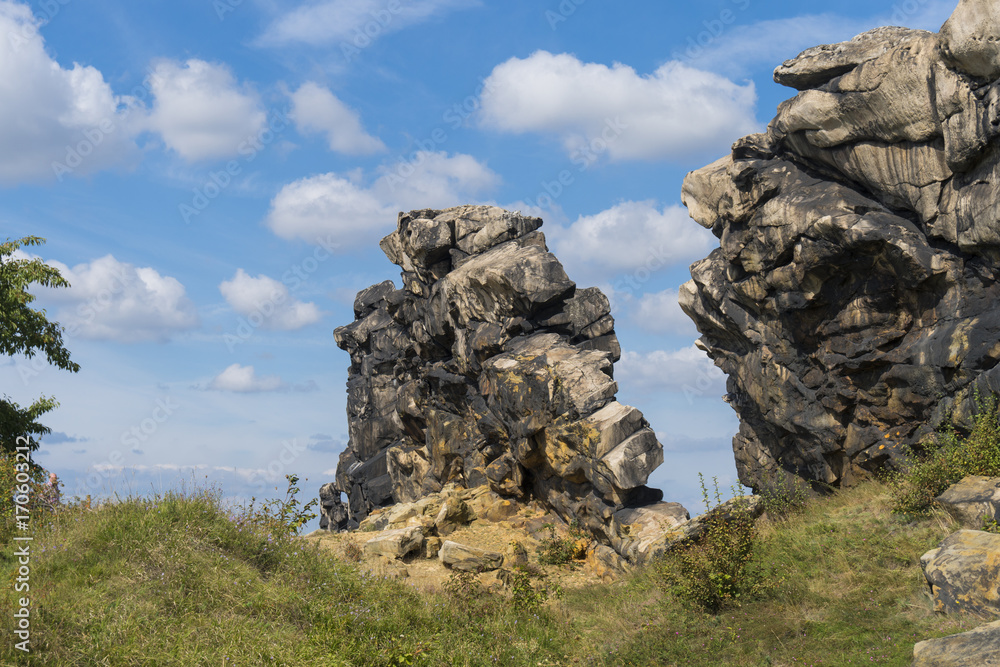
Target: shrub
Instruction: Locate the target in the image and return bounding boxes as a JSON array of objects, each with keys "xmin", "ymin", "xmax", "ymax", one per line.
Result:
[
  {"xmin": 443, "ymin": 569, "xmax": 503, "ymax": 617},
  {"xmin": 505, "ymin": 566, "xmax": 561, "ymax": 612},
  {"xmin": 892, "ymin": 390, "xmax": 1000, "ymax": 515},
  {"xmin": 536, "ymin": 519, "xmax": 589, "ymax": 566},
  {"xmin": 234, "ymin": 473, "xmax": 318, "ymax": 538},
  {"xmin": 343, "ymin": 540, "xmax": 364, "ymax": 562},
  {"xmin": 759, "ymin": 468, "xmax": 810, "ymax": 519},
  {"xmin": 654, "ymin": 474, "xmax": 781, "ymax": 614}
]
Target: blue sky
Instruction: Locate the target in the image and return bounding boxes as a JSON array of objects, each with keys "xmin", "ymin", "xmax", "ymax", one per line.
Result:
[{"xmin": 0, "ymin": 0, "xmax": 957, "ymax": 526}]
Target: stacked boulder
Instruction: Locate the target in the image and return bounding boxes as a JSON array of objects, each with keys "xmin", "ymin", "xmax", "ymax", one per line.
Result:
[
  {"xmin": 681, "ymin": 0, "xmax": 1000, "ymax": 492},
  {"xmin": 321, "ymin": 205, "xmax": 674, "ymax": 560}
]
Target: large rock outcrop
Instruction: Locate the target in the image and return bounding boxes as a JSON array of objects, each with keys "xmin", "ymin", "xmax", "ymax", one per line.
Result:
[
  {"xmin": 681, "ymin": 0, "xmax": 1000, "ymax": 491},
  {"xmin": 322, "ymin": 205, "xmax": 672, "ymax": 559}
]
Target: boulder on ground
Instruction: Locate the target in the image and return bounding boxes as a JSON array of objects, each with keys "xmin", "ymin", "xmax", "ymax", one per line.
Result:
[
  {"xmin": 435, "ymin": 495, "xmax": 475, "ymax": 536},
  {"xmin": 921, "ymin": 529, "xmax": 1000, "ymax": 616},
  {"xmin": 584, "ymin": 544, "xmax": 628, "ymax": 580},
  {"xmin": 439, "ymin": 540, "xmax": 505, "ymax": 572},
  {"xmin": 913, "ymin": 619, "xmax": 1000, "ymax": 666},
  {"xmin": 935, "ymin": 476, "xmax": 1000, "ymax": 528},
  {"xmin": 362, "ymin": 526, "xmax": 426, "ymax": 560}
]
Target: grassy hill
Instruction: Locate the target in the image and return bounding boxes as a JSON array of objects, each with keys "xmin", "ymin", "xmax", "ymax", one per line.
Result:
[{"xmin": 0, "ymin": 476, "xmax": 984, "ymax": 666}]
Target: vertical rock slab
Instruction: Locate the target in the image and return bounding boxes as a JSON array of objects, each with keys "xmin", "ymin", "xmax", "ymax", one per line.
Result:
[
  {"xmin": 681, "ymin": 2, "xmax": 1000, "ymax": 492},
  {"xmin": 323, "ymin": 205, "xmax": 671, "ymax": 560}
]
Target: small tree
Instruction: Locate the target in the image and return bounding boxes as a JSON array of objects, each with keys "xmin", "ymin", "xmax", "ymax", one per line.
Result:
[{"xmin": 0, "ymin": 236, "xmax": 79, "ymax": 454}]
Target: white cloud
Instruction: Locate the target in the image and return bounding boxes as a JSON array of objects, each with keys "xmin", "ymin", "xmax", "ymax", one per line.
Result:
[
  {"xmin": 266, "ymin": 151, "xmax": 499, "ymax": 248},
  {"xmin": 290, "ymin": 82, "xmax": 385, "ymax": 155},
  {"xmin": 478, "ymin": 51, "xmax": 758, "ymax": 162},
  {"xmin": 219, "ymin": 269, "xmax": 324, "ymax": 331},
  {"xmin": 683, "ymin": 3, "xmax": 957, "ymax": 80},
  {"xmin": 681, "ymin": 14, "xmax": 868, "ymax": 79},
  {"xmin": 146, "ymin": 59, "xmax": 267, "ymax": 162},
  {"xmin": 208, "ymin": 364, "xmax": 286, "ymax": 393},
  {"xmin": 257, "ymin": 0, "xmax": 479, "ymax": 47},
  {"xmin": 630, "ymin": 289, "xmax": 698, "ymax": 337},
  {"xmin": 40, "ymin": 255, "xmax": 199, "ymax": 343},
  {"xmin": 616, "ymin": 346, "xmax": 725, "ymax": 395},
  {"xmin": 547, "ymin": 200, "xmax": 716, "ymax": 285},
  {"xmin": 0, "ymin": 1, "xmax": 140, "ymax": 184}
]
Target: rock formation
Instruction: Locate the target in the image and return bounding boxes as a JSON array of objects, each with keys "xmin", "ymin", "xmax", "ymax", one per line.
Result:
[
  {"xmin": 322, "ymin": 205, "xmax": 678, "ymax": 561},
  {"xmin": 680, "ymin": 0, "xmax": 1000, "ymax": 492}
]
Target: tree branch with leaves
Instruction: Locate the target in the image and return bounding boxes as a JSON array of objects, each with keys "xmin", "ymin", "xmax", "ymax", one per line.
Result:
[{"xmin": 1, "ymin": 236, "xmax": 79, "ymax": 454}]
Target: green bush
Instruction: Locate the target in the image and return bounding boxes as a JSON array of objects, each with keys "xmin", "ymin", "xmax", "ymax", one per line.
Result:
[
  {"xmin": 655, "ymin": 474, "xmax": 781, "ymax": 614},
  {"xmin": 759, "ymin": 466, "xmax": 810, "ymax": 519},
  {"xmin": 892, "ymin": 390, "xmax": 1000, "ymax": 515},
  {"xmin": 443, "ymin": 569, "xmax": 504, "ymax": 617},
  {"xmin": 536, "ymin": 519, "xmax": 589, "ymax": 566}
]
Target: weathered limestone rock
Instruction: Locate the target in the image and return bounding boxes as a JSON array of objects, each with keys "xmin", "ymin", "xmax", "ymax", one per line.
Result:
[
  {"xmin": 504, "ymin": 540, "xmax": 529, "ymax": 567},
  {"xmin": 936, "ymin": 476, "xmax": 1000, "ymax": 527},
  {"xmin": 681, "ymin": 1, "xmax": 1000, "ymax": 492},
  {"xmin": 424, "ymin": 536, "xmax": 442, "ymax": 559},
  {"xmin": 940, "ymin": 0, "xmax": 1000, "ymax": 81},
  {"xmin": 439, "ymin": 540, "xmax": 505, "ymax": 572},
  {"xmin": 616, "ymin": 496, "xmax": 762, "ymax": 563},
  {"xmin": 921, "ymin": 529, "xmax": 1000, "ymax": 616},
  {"xmin": 319, "ymin": 482, "xmax": 349, "ymax": 532},
  {"xmin": 323, "ymin": 205, "xmax": 674, "ymax": 562},
  {"xmin": 613, "ymin": 502, "xmax": 690, "ymax": 562},
  {"xmin": 363, "ymin": 526, "xmax": 426, "ymax": 560},
  {"xmin": 583, "ymin": 544, "xmax": 628, "ymax": 581},
  {"xmin": 434, "ymin": 494, "xmax": 475, "ymax": 536},
  {"xmin": 913, "ymin": 620, "xmax": 1000, "ymax": 666}
]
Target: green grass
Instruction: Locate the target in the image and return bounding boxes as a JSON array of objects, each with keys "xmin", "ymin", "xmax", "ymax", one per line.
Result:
[{"xmin": 0, "ymin": 480, "xmax": 985, "ymax": 666}]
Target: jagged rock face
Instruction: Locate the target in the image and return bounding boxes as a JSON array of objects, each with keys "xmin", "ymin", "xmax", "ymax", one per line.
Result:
[
  {"xmin": 323, "ymin": 205, "xmax": 666, "ymax": 556},
  {"xmin": 680, "ymin": 0, "xmax": 1000, "ymax": 492}
]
